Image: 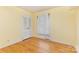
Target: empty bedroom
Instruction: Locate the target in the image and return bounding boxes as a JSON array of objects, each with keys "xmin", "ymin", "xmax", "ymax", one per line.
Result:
[{"xmin": 0, "ymin": 6, "xmax": 78, "ymax": 53}]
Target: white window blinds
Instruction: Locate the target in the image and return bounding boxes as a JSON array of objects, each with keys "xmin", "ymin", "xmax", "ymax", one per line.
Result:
[{"xmin": 37, "ymin": 13, "xmax": 50, "ymax": 35}]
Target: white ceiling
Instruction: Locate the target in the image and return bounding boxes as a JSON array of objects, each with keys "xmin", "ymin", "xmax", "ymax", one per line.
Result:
[
  {"xmin": 19, "ymin": 6, "xmax": 79, "ymax": 12},
  {"xmin": 19, "ymin": 6, "xmax": 56, "ymax": 12}
]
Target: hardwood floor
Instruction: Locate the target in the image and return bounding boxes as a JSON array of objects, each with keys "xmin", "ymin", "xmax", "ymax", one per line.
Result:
[{"xmin": 0, "ymin": 37, "xmax": 76, "ymax": 53}]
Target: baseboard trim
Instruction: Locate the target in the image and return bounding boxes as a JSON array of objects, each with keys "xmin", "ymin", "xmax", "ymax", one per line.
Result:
[
  {"xmin": 35, "ymin": 35, "xmax": 75, "ymax": 46},
  {"xmin": 0, "ymin": 36, "xmax": 32, "ymax": 49}
]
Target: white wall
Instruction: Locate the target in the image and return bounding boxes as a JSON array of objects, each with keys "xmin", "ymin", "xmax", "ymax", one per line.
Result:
[{"xmin": 0, "ymin": 7, "xmax": 33, "ymax": 48}]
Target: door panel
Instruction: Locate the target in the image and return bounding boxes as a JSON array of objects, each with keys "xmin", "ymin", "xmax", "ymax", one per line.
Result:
[{"xmin": 22, "ymin": 16, "xmax": 32, "ymax": 39}]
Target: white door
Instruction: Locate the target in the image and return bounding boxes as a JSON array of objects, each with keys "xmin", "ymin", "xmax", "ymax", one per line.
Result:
[
  {"xmin": 22, "ymin": 16, "xmax": 32, "ymax": 39},
  {"xmin": 37, "ymin": 13, "xmax": 50, "ymax": 36}
]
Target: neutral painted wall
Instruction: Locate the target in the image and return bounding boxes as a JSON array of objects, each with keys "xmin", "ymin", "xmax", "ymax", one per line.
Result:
[
  {"xmin": 0, "ymin": 7, "xmax": 33, "ymax": 48},
  {"xmin": 76, "ymin": 8, "xmax": 79, "ymax": 52},
  {"xmin": 0, "ymin": 7, "xmax": 77, "ymax": 48},
  {"xmin": 34, "ymin": 7, "xmax": 76, "ymax": 46}
]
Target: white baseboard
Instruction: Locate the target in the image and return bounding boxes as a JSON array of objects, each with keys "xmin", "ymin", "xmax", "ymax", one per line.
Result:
[
  {"xmin": 49, "ymin": 37, "xmax": 74, "ymax": 46},
  {"xmin": 0, "ymin": 35, "xmax": 31, "ymax": 49},
  {"xmin": 36, "ymin": 35, "xmax": 74, "ymax": 46},
  {"xmin": 35, "ymin": 34, "xmax": 52, "ymax": 39}
]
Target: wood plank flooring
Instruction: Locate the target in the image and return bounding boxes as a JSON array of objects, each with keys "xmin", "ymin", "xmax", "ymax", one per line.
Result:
[{"xmin": 0, "ymin": 37, "xmax": 76, "ymax": 53}]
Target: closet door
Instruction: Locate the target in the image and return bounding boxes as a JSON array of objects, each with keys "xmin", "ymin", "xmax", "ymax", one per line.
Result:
[
  {"xmin": 22, "ymin": 16, "xmax": 32, "ymax": 39},
  {"xmin": 37, "ymin": 13, "xmax": 50, "ymax": 36}
]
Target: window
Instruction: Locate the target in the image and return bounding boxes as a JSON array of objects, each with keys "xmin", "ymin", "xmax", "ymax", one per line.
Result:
[{"xmin": 37, "ymin": 13, "xmax": 50, "ymax": 36}]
